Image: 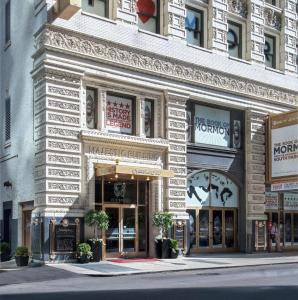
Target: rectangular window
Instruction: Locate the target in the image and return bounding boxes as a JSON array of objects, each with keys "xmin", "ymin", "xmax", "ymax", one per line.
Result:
[
  {"xmin": 144, "ymin": 99, "xmax": 154, "ymax": 138},
  {"xmin": 264, "ymin": 34, "xmax": 276, "ymax": 69},
  {"xmin": 82, "ymin": 0, "xmax": 108, "ymax": 18},
  {"xmin": 137, "ymin": 0, "xmax": 160, "ymax": 34},
  {"xmin": 86, "ymin": 87, "xmax": 97, "ymax": 129},
  {"xmin": 228, "ymin": 21, "xmax": 242, "ymax": 59},
  {"xmin": 5, "ymin": 98, "xmax": 11, "ymax": 141},
  {"xmin": 265, "ymin": 0, "xmax": 276, "ymax": 5},
  {"xmin": 106, "ymin": 93, "xmax": 135, "ymax": 135},
  {"xmin": 185, "ymin": 7, "xmax": 204, "ymax": 47},
  {"xmin": 5, "ymin": 0, "xmax": 11, "ymax": 44}
]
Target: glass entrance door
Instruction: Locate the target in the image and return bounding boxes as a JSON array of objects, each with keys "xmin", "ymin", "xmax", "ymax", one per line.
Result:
[{"xmin": 105, "ymin": 206, "xmax": 137, "ymax": 257}]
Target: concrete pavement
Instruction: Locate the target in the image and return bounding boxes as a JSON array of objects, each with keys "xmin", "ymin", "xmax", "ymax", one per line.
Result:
[{"xmin": 47, "ymin": 252, "xmax": 298, "ymax": 276}]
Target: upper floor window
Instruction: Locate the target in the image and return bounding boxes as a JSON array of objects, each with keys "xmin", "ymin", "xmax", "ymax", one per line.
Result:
[
  {"xmin": 106, "ymin": 93, "xmax": 135, "ymax": 135},
  {"xmin": 5, "ymin": 97, "xmax": 11, "ymax": 141},
  {"xmin": 228, "ymin": 21, "xmax": 242, "ymax": 59},
  {"xmin": 187, "ymin": 103, "xmax": 242, "ymax": 150},
  {"xmin": 86, "ymin": 87, "xmax": 97, "ymax": 129},
  {"xmin": 264, "ymin": 34, "xmax": 276, "ymax": 69},
  {"xmin": 82, "ymin": 0, "xmax": 108, "ymax": 18},
  {"xmin": 5, "ymin": 0, "xmax": 11, "ymax": 44},
  {"xmin": 136, "ymin": 0, "xmax": 160, "ymax": 34},
  {"xmin": 144, "ymin": 99, "xmax": 154, "ymax": 138},
  {"xmin": 185, "ymin": 7, "xmax": 204, "ymax": 47},
  {"xmin": 265, "ymin": 0, "xmax": 276, "ymax": 6}
]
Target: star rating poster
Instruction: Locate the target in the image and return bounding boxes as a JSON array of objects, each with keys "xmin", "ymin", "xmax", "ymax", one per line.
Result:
[{"xmin": 106, "ymin": 95, "xmax": 133, "ymax": 134}]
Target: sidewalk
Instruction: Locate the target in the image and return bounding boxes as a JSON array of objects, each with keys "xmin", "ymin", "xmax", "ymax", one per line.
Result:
[{"xmin": 48, "ymin": 252, "xmax": 298, "ymax": 276}]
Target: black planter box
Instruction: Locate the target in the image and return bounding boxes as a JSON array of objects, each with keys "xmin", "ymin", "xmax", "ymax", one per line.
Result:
[
  {"xmin": 1, "ymin": 252, "xmax": 10, "ymax": 262},
  {"xmin": 15, "ymin": 256, "xmax": 29, "ymax": 267},
  {"xmin": 78, "ymin": 254, "xmax": 90, "ymax": 264},
  {"xmin": 155, "ymin": 239, "xmax": 171, "ymax": 259},
  {"xmin": 87, "ymin": 240, "xmax": 102, "ymax": 262},
  {"xmin": 170, "ymin": 250, "xmax": 178, "ymax": 259}
]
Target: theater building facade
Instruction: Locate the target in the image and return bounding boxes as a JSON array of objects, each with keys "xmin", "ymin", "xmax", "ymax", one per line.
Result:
[{"xmin": 1, "ymin": 1, "xmax": 298, "ymax": 261}]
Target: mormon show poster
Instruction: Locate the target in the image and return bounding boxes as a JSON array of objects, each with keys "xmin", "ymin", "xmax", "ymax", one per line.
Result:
[{"xmin": 194, "ymin": 105, "xmax": 230, "ymax": 147}]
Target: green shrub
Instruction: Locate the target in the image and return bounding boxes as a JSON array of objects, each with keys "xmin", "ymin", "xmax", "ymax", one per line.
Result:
[
  {"xmin": 0, "ymin": 242, "xmax": 10, "ymax": 253},
  {"xmin": 170, "ymin": 239, "xmax": 179, "ymax": 253},
  {"xmin": 77, "ymin": 243, "xmax": 91, "ymax": 254},
  {"xmin": 15, "ymin": 246, "xmax": 29, "ymax": 256},
  {"xmin": 85, "ymin": 210, "xmax": 109, "ymax": 238},
  {"xmin": 152, "ymin": 212, "xmax": 174, "ymax": 239}
]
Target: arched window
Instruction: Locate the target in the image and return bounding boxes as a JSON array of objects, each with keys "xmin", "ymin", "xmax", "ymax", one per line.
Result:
[{"xmin": 186, "ymin": 171, "xmax": 238, "ymax": 208}]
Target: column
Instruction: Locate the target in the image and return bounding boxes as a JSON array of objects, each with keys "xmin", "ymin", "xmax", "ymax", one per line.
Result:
[
  {"xmin": 247, "ymin": 0, "xmax": 265, "ymax": 64},
  {"xmin": 116, "ymin": 0, "xmax": 137, "ymax": 24},
  {"xmin": 280, "ymin": 0, "xmax": 297, "ymax": 73},
  {"xmin": 98, "ymin": 89, "xmax": 107, "ymax": 132},
  {"xmin": 164, "ymin": 0, "xmax": 186, "ymax": 40},
  {"xmin": 136, "ymin": 96, "xmax": 146, "ymax": 137},
  {"xmin": 208, "ymin": 0, "xmax": 228, "ymax": 54}
]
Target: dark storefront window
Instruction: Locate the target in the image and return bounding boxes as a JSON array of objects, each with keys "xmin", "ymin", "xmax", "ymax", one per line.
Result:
[
  {"xmin": 104, "ymin": 180, "xmax": 137, "ymax": 204},
  {"xmin": 199, "ymin": 210, "xmax": 209, "ymax": 247},
  {"xmin": 294, "ymin": 214, "xmax": 298, "ymax": 243}
]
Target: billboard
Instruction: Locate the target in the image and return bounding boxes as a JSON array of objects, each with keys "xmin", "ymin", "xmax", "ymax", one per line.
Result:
[{"xmin": 267, "ymin": 109, "xmax": 298, "ymax": 187}]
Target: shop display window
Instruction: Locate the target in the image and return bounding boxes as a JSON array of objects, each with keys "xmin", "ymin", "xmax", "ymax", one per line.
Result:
[
  {"xmin": 225, "ymin": 210, "xmax": 235, "ymax": 248},
  {"xmin": 199, "ymin": 210, "xmax": 209, "ymax": 247}
]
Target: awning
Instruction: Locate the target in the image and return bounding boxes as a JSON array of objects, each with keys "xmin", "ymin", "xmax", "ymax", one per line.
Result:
[{"xmin": 95, "ymin": 164, "xmax": 174, "ymax": 178}]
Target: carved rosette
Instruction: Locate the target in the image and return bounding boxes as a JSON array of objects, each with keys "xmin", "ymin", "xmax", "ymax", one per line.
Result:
[
  {"xmin": 264, "ymin": 8, "xmax": 281, "ymax": 31},
  {"xmin": 228, "ymin": 0, "xmax": 247, "ymax": 18}
]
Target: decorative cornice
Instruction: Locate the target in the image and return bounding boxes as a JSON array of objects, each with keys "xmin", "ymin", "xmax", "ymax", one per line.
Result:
[
  {"xmin": 81, "ymin": 129, "xmax": 169, "ymax": 149},
  {"xmin": 35, "ymin": 26, "xmax": 298, "ymax": 107}
]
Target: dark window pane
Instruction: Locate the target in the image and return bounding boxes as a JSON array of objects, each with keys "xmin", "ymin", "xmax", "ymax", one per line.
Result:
[
  {"xmin": 264, "ymin": 34, "xmax": 276, "ymax": 68},
  {"xmin": 294, "ymin": 214, "xmax": 298, "ymax": 243},
  {"xmin": 95, "ymin": 178, "xmax": 102, "ymax": 204},
  {"xmin": 138, "ymin": 181, "xmax": 148, "ymax": 205},
  {"xmin": 123, "ymin": 208, "xmax": 135, "ymax": 252},
  {"xmin": 187, "ymin": 209, "xmax": 196, "ymax": 248},
  {"xmin": 104, "ymin": 180, "xmax": 137, "ymax": 204},
  {"xmin": 199, "ymin": 210, "xmax": 209, "ymax": 247},
  {"xmin": 138, "ymin": 206, "xmax": 146, "ymax": 251},
  {"xmin": 285, "ymin": 213, "xmax": 292, "ymax": 243},
  {"xmin": 5, "ymin": 1, "xmax": 11, "ymax": 43},
  {"xmin": 105, "ymin": 208, "xmax": 119, "ymax": 253},
  {"xmin": 5, "ymin": 98, "xmax": 11, "ymax": 141},
  {"xmin": 213, "ymin": 210, "xmax": 222, "ymax": 247},
  {"xmin": 225, "ymin": 210, "xmax": 234, "ymax": 248}
]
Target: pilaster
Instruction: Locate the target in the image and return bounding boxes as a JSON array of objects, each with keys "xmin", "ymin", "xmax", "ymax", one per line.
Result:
[
  {"xmin": 245, "ymin": 110, "xmax": 266, "ymax": 221},
  {"xmin": 164, "ymin": 0, "xmax": 186, "ymax": 40},
  {"xmin": 136, "ymin": 96, "xmax": 146, "ymax": 137},
  {"xmin": 208, "ymin": 0, "xmax": 229, "ymax": 54},
  {"xmin": 165, "ymin": 92, "xmax": 188, "ymax": 214},
  {"xmin": 247, "ymin": 0, "xmax": 265, "ymax": 64},
  {"xmin": 280, "ymin": 0, "xmax": 297, "ymax": 73}
]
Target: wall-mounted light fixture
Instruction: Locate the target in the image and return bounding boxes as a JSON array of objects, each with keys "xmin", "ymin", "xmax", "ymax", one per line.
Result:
[{"xmin": 3, "ymin": 181, "xmax": 12, "ymax": 188}]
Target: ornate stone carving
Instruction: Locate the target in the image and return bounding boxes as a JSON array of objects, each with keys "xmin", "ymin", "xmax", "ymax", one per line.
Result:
[
  {"xmin": 48, "ymin": 196, "xmax": 79, "ymax": 205},
  {"xmin": 228, "ymin": 0, "xmax": 247, "ymax": 18},
  {"xmin": 36, "ymin": 27, "xmax": 298, "ymax": 106},
  {"xmin": 48, "ymin": 140, "xmax": 80, "ymax": 152},
  {"xmin": 48, "ymin": 99, "xmax": 80, "ymax": 112},
  {"xmin": 48, "ymin": 127, "xmax": 79, "ymax": 138},
  {"xmin": 264, "ymin": 8, "xmax": 281, "ymax": 31},
  {"xmin": 169, "ymin": 143, "xmax": 186, "ymax": 153},
  {"xmin": 48, "ymin": 113, "xmax": 80, "ymax": 125},
  {"xmin": 48, "ymin": 154, "xmax": 81, "ymax": 165},
  {"xmin": 48, "ymin": 86, "xmax": 80, "ymax": 98},
  {"xmin": 48, "ymin": 168, "xmax": 80, "ymax": 178},
  {"xmin": 48, "ymin": 182, "xmax": 80, "ymax": 191}
]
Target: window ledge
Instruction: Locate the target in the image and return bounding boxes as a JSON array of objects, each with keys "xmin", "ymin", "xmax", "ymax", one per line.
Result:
[
  {"xmin": 187, "ymin": 43, "xmax": 212, "ymax": 54},
  {"xmin": 265, "ymin": 66, "xmax": 284, "ymax": 75},
  {"xmin": 138, "ymin": 29, "xmax": 168, "ymax": 41},
  {"xmin": 229, "ymin": 56, "xmax": 252, "ymax": 65},
  {"xmin": 3, "ymin": 40, "xmax": 11, "ymax": 51},
  {"xmin": 81, "ymin": 11, "xmax": 117, "ymax": 25},
  {"xmin": 81, "ymin": 129, "xmax": 169, "ymax": 149}
]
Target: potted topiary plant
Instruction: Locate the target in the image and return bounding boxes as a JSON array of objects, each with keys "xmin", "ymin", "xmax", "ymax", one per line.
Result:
[
  {"xmin": 85, "ymin": 210, "xmax": 109, "ymax": 262},
  {"xmin": 152, "ymin": 212, "xmax": 174, "ymax": 259},
  {"xmin": 15, "ymin": 246, "xmax": 29, "ymax": 267},
  {"xmin": 170, "ymin": 239, "xmax": 179, "ymax": 259},
  {"xmin": 0, "ymin": 242, "xmax": 10, "ymax": 262},
  {"xmin": 77, "ymin": 243, "xmax": 92, "ymax": 264}
]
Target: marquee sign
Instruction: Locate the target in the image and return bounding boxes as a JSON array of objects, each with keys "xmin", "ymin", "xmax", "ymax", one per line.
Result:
[{"xmin": 267, "ymin": 110, "xmax": 298, "ymax": 188}]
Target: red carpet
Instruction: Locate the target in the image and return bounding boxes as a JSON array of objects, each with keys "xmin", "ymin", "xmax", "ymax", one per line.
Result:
[{"xmin": 110, "ymin": 258, "xmax": 160, "ymax": 263}]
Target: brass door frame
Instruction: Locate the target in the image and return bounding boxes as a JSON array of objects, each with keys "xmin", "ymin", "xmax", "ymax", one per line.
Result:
[
  {"xmin": 103, "ymin": 204, "xmax": 146, "ymax": 258},
  {"xmin": 188, "ymin": 207, "xmax": 238, "ymax": 253}
]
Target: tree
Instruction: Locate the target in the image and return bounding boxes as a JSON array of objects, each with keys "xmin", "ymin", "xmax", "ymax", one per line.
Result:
[
  {"xmin": 152, "ymin": 211, "xmax": 174, "ymax": 239},
  {"xmin": 85, "ymin": 210, "xmax": 109, "ymax": 239}
]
